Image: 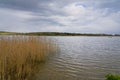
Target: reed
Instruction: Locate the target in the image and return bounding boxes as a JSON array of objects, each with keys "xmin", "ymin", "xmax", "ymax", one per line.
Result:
[{"xmin": 0, "ymin": 36, "xmax": 55, "ymax": 80}]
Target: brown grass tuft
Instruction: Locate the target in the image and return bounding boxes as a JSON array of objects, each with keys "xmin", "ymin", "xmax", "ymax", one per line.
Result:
[{"xmin": 0, "ymin": 35, "xmax": 55, "ymax": 80}]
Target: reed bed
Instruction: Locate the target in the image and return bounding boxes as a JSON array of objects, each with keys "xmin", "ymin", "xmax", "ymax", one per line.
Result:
[{"xmin": 0, "ymin": 35, "xmax": 55, "ymax": 80}]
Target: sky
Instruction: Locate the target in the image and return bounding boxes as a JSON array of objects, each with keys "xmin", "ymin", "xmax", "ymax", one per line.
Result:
[{"xmin": 0, "ymin": 0, "xmax": 120, "ymax": 34}]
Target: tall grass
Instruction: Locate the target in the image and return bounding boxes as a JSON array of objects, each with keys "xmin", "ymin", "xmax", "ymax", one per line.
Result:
[{"xmin": 0, "ymin": 36, "xmax": 55, "ymax": 80}]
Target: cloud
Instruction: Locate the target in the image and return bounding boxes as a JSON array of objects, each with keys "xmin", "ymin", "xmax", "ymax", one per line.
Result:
[
  {"xmin": 47, "ymin": 2, "xmax": 120, "ymax": 33},
  {"xmin": 0, "ymin": 0, "xmax": 47, "ymax": 11},
  {"xmin": 0, "ymin": 8, "xmax": 34, "ymax": 32},
  {"xmin": 0, "ymin": 0, "xmax": 120, "ymax": 33}
]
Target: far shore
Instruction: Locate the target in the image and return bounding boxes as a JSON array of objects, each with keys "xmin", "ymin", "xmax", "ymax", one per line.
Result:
[{"xmin": 0, "ymin": 31, "xmax": 120, "ymax": 37}]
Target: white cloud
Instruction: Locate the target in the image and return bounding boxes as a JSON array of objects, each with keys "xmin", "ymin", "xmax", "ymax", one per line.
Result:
[
  {"xmin": 63, "ymin": 3, "xmax": 86, "ymax": 16},
  {"xmin": 46, "ymin": 2, "xmax": 120, "ymax": 33},
  {"xmin": 13, "ymin": 11, "xmax": 34, "ymax": 19},
  {"xmin": 0, "ymin": 8, "xmax": 34, "ymax": 32}
]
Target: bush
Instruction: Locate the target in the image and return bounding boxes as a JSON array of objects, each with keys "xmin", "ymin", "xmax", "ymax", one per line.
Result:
[{"xmin": 106, "ymin": 74, "xmax": 120, "ymax": 80}]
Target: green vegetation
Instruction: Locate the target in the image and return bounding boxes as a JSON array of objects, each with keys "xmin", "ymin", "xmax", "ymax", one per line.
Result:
[
  {"xmin": 0, "ymin": 31, "xmax": 120, "ymax": 36},
  {"xmin": 106, "ymin": 74, "xmax": 120, "ymax": 80},
  {"xmin": 0, "ymin": 31, "xmax": 17, "ymax": 35},
  {"xmin": 0, "ymin": 36, "xmax": 55, "ymax": 80}
]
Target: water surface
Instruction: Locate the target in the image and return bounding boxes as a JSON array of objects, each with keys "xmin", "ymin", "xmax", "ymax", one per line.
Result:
[{"xmin": 36, "ymin": 36, "xmax": 120, "ymax": 80}]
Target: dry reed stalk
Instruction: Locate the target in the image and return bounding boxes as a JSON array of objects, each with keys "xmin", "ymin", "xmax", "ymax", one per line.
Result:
[{"xmin": 0, "ymin": 36, "xmax": 55, "ymax": 80}]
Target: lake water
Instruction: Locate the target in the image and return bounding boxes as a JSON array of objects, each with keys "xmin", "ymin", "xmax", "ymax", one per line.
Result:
[{"xmin": 35, "ymin": 36, "xmax": 120, "ymax": 80}]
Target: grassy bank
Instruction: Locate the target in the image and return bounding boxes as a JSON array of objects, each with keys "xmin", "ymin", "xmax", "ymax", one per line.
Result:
[
  {"xmin": 106, "ymin": 74, "xmax": 120, "ymax": 80},
  {"xmin": 0, "ymin": 36, "xmax": 55, "ymax": 80}
]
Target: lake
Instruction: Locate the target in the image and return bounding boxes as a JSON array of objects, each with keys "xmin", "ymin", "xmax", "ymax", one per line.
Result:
[{"xmin": 35, "ymin": 36, "xmax": 120, "ymax": 80}]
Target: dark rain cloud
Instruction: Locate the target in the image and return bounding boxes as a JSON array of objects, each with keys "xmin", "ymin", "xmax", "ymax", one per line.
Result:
[
  {"xmin": 0, "ymin": 0, "xmax": 120, "ymax": 14},
  {"xmin": 96, "ymin": 0, "xmax": 120, "ymax": 11},
  {"xmin": 0, "ymin": 0, "xmax": 50, "ymax": 10}
]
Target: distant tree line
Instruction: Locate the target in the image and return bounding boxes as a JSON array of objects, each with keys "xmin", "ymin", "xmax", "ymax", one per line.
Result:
[{"xmin": 0, "ymin": 31, "xmax": 120, "ymax": 36}]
